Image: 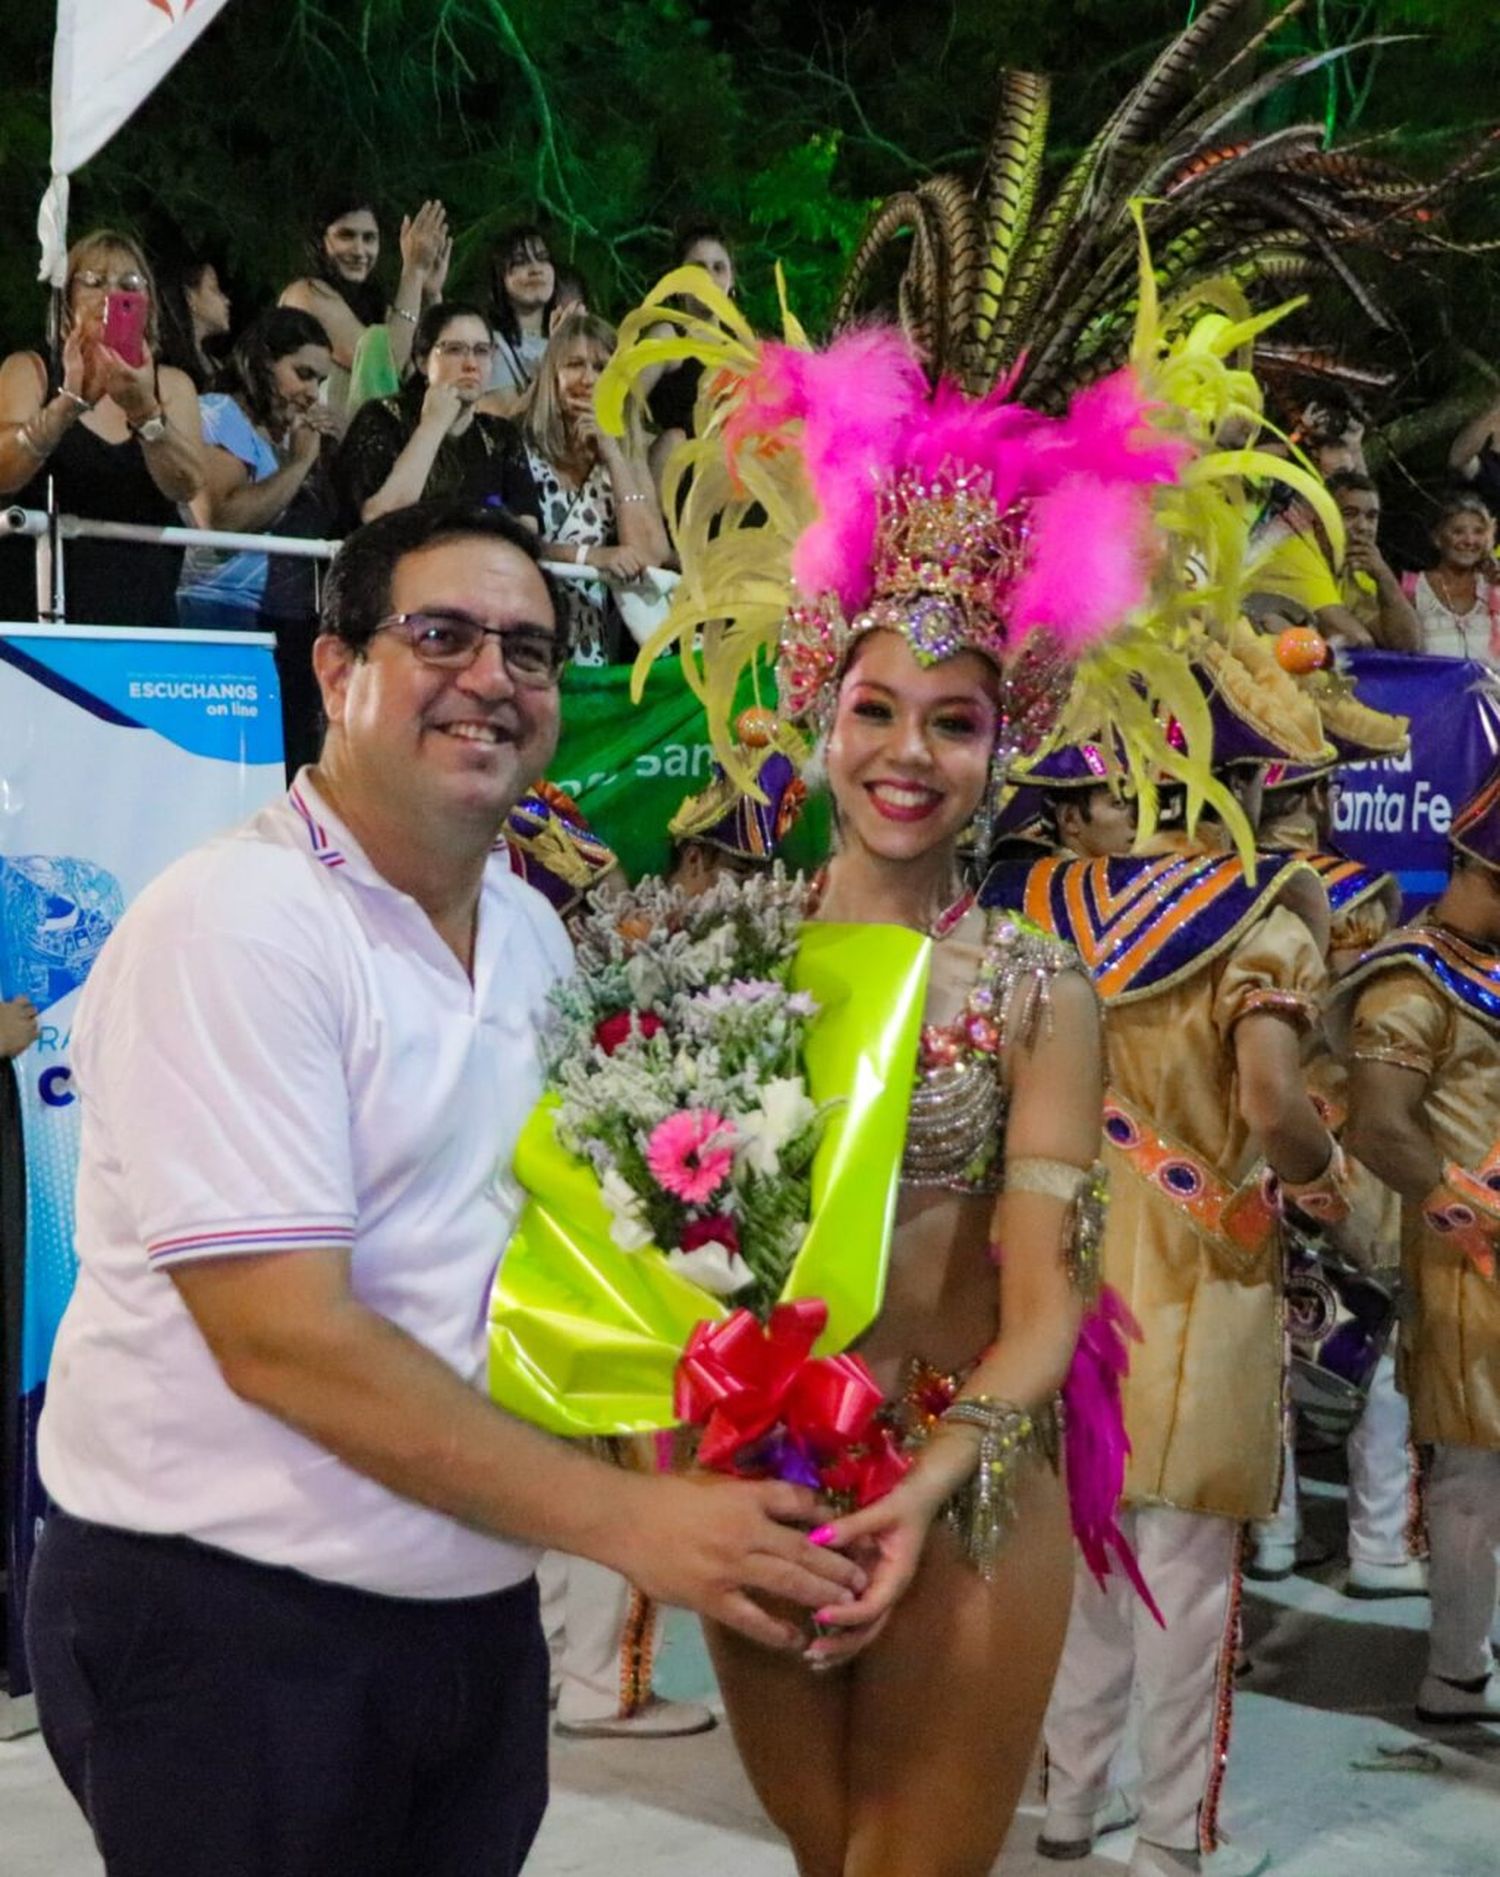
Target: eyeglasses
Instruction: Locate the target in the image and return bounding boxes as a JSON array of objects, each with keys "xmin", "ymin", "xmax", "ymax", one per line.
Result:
[
  {"xmin": 431, "ymin": 340, "xmax": 495, "ymax": 362},
  {"xmin": 372, "ymin": 611, "xmax": 564, "ymax": 686},
  {"xmin": 74, "ymin": 269, "xmax": 147, "ymax": 293}
]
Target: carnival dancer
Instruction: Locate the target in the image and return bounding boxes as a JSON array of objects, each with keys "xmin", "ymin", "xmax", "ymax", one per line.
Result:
[
  {"xmin": 665, "ymin": 712, "xmax": 809, "ymax": 896},
  {"xmin": 1340, "ymin": 764, "xmax": 1500, "ymax": 1724},
  {"xmin": 504, "ymin": 781, "xmax": 718, "ymax": 1739},
  {"xmin": 567, "ymin": 232, "xmax": 1305, "ymax": 1869},
  {"xmin": 986, "ymin": 630, "xmax": 1347, "ymax": 1877},
  {"xmin": 1246, "ymin": 686, "xmax": 1427, "ymax": 1599},
  {"xmin": 1001, "ymin": 740, "xmax": 1138, "ymax": 861}
]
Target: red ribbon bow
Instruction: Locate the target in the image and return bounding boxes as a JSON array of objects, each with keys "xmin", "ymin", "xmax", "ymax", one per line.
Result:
[{"xmin": 675, "ymin": 1299, "xmax": 885, "ymax": 1473}]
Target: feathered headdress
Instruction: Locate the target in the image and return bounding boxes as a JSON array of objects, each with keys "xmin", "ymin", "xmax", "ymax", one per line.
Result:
[{"xmin": 597, "ymin": 216, "xmax": 1342, "ymax": 867}]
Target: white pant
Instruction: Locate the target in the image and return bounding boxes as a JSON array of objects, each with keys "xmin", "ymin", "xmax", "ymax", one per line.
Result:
[
  {"xmin": 1349, "ymin": 1351, "xmax": 1418, "ymax": 1565},
  {"xmin": 1043, "ymin": 1506, "xmax": 1240, "ymax": 1853},
  {"xmin": 1426, "ymin": 1444, "xmax": 1500, "ymax": 1684},
  {"xmin": 1257, "ymin": 1349, "xmax": 1415, "ymax": 1566},
  {"xmin": 539, "ymin": 1552, "xmax": 660, "ymax": 1723}
]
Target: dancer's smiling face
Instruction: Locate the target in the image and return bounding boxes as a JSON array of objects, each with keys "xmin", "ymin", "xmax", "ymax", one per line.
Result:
[{"xmin": 825, "ymin": 628, "xmax": 999, "ymax": 864}]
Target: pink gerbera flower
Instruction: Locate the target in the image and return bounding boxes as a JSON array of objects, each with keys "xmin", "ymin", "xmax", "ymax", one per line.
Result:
[{"xmin": 646, "ymin": 1109, "xmax": 735, "ymax": 1205}]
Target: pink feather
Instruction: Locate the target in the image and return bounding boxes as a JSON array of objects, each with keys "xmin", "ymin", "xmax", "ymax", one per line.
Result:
[
  {"xmin": 1011, "ymin": 478, "xmax": 1155, "ymax": 648},
  {"xmin": 729, "ymin": 335, "xmax": 1187, "ymax": 638},
  {"xmin": 1063, "ymin": 1285, "xmax": 1163, "ymax": 1623}
]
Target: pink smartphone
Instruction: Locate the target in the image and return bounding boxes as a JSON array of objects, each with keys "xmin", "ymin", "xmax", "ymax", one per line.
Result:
[{"xmin": 101, "ymin": 289, "xmax": 148, "ymax": 368}]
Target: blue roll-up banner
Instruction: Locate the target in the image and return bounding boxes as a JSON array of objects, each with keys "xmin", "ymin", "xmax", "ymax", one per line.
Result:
[
  {"xmin": 0, "ymin": 625, "xmax": 284, "ymax": 1707},
  {"xmin": 1330, "ymin": 651, "xmax": 1500, "ymax": 913}
]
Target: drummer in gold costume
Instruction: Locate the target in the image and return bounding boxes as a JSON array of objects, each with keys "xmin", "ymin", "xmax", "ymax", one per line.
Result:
[
  {"xmin": 1247, "ymin": 683, "xmax": 1428, "ymax": 1598},
  {"xmin": 1340, "ymin": 759, "xmax": 1500, "ymax": 1725},
  {"xmin": 986, "ymin": 629, "xmax": 1344, "ymax": 1877},
  {"xmin": 996, "ymin": 739, "xmax": 1137, "ymax": 863}
]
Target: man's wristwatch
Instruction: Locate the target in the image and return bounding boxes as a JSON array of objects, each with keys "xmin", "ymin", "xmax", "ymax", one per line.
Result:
[{"xmin": 131, "ymin": 410, "xmax": 168, "ymax": 443}]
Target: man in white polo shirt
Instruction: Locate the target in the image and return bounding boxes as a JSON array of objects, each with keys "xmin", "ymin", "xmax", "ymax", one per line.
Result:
[{"xmin": 24, "ymin": 501, "xmax": 862, "ymax": 1877}]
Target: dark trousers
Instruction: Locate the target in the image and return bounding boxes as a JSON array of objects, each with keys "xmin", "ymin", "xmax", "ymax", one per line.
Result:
[{"xmin": 25, "ymin": 1511, "xmax": 549, "ymax": 1877}]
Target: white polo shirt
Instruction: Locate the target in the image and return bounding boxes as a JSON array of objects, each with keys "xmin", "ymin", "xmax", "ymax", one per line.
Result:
[{"xmin": 39, "ymin": 773, "xmax": 572, "ymax": 1599}]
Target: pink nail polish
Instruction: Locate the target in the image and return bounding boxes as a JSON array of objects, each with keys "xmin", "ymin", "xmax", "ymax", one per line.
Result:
[
  {"xmin": 815, "ymin": 1607, "xmax": 840, "ymax": 1625},
  {"xmin": 807, "ymin": 1524, "xmax": 835, "ymax": 1546}
]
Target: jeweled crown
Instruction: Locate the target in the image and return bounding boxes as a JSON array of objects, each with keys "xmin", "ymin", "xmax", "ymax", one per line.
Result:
[{"xmin": 854, "ymin": 467, "xmax": 1028, "ymax": 667}]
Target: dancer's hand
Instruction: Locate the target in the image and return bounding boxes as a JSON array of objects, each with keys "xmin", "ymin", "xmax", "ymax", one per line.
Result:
[
  {"xmin": 610, "ymin": 1472, "xmax": 868, "ymax": 1653},
  {"xmin": 799, "ymin": 1480, "xmax": 940, "ymax": 1663}
]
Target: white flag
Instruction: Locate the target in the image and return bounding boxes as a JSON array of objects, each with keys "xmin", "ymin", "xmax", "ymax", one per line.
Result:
[{"xmin": 39, "ymin": 0, "xmax": 236, "ymax": 284}]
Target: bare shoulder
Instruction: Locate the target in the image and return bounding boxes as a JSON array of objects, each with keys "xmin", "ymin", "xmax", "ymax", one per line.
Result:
[
  {"xmin": 281, "ymin": 277, "xmax": 336, "ymax": 311},
  {"xmin": 0, "ymin": 348, "xmax": 47, "ymax": 418}
]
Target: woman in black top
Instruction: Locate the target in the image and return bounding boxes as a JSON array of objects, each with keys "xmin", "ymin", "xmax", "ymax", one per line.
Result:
[
  {"xmin": 0, "ymin": 229, "xmax": 204, "ymax": 627},
  {"xmin": 333, "ymin": 302, "xmax": 539, "ymax": 533},
  {"xmin": 643, "ymin": 223, "xmax": 737, "ymax": 502}
]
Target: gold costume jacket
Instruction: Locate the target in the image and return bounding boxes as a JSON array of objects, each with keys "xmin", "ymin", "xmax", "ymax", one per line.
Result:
[
  {"xmin": 1339, "ymin": 928, "xmax": 1500, "ymax": 1450},
  {"xmin": 1262, "ymin": 838, "xmax": 1401, "ymax": 1269},
  {"xmin": 983, "ymin": 847, "xmax": 1328, "ymax": 1519}
]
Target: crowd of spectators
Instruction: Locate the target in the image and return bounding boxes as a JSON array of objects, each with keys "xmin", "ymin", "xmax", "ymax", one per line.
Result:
[
  {"xmin": 1244, "ymin": 396, "xmax": 1500, "ymax": 666},
  {"xmin": 2, "ymin": 200, "xmax": 1498, "ymax": 773}
]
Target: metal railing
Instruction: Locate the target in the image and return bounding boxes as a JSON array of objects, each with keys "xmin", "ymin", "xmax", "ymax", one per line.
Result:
[{"xmin": 0, "ymin": 506, "xmax": 656, "ymax": 628}]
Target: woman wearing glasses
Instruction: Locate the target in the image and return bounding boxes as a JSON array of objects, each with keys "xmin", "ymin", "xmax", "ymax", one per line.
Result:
[
  {"xmin": 0, "ymin": 228, "xmax": 204, "ymax": 628},
  {"xmin": 333, "ymin": 303, "xmax": 540, "ymax": 536}
]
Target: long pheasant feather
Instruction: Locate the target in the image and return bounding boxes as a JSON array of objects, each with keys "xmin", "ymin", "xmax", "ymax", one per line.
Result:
[
  {"xmin": 832, "ymin": 191, "xmax": 932, "ymax": 334},
  {"xmin": 916, "ymin": 175, "xmax": 984, "ymax": 385},
  {"xmin": 969, "ymin": 71, "xmax": 1051, "ymax": 373}
]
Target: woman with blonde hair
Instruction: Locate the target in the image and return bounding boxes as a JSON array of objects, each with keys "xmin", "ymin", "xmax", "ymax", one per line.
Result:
[
  {"xmin": 0, "ymin": 228, "xmax": 203, "ymax": 627},
  {"xmin": 522, "ymin": 311, "xmax": 668, "ymax": 664}
]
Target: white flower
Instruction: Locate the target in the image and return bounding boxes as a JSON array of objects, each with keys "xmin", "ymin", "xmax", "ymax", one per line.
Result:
[
  {"xmin": 734, "ymin": 1077, "xmax": 818, "ymax": 1178},
  {"xmin": 600, "ymin": 1168, "xmax": 654, "ymax": 1252},
  {"xmin": 624, "ymin": 950, "xmax": 667, "ymax": 1007},
  {"xmin": 665, "ymin": 1242, "xmax": 756, "ymax": 1298}
]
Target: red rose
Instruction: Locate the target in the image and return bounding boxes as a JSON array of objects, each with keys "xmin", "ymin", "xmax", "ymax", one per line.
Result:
[
  {"xmin": 679, "ymin": 1214, "xmax": 741, "ymax": 1257},
  {"xmin": 594, "ymin": 1010, "xmax": 664, "ymax": 1055}
]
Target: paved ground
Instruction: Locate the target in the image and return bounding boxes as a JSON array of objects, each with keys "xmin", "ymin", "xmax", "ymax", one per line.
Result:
[{"xmin": 6, "ymin": 1464, "xmax": 1498, "ymax": 1876}]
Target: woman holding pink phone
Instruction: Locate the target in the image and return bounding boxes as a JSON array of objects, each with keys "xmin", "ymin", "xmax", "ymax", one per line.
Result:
[{"xmin": 0, "ymin": 228, "xmax": 204, "ymax": 629}]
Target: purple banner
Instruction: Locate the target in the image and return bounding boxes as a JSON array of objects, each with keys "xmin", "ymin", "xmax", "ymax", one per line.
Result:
[{"xmin": 1330, "ymin": 652, "xmax": 1500, "ymax": 913}]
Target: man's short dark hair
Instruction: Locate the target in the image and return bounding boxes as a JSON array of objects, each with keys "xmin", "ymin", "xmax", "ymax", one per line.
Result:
[
  {"xmin": 321, "ymin": 501, "xmax": 568, "ymax": 657},
  {"xmin": 1327, "ymin": 470, "xmax": 1378, "ymax": 501}
]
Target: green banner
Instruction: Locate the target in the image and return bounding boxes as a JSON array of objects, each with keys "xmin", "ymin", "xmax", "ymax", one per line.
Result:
[{"xmin": 548, "ymin": 656, "xmax": 830, "ymax": 881}]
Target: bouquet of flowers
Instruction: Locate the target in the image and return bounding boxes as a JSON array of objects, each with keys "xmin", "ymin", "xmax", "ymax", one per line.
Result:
[
  {"xmin": 547, "ymin": 869, "xmax": 827, "ymax": 1314},
  {"xmin": 489, "ymin": 868, "xmax": 933, "ymax": 1505}
]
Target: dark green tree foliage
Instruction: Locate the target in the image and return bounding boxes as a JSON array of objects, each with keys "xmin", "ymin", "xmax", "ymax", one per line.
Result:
[{"xmin": 0, "ymin": 0, "xmax": 1493, "ymax": 475}]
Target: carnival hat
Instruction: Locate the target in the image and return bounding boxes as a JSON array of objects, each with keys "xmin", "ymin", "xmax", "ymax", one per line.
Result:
[
  {"xmin": 1450, "ymin": 757, "xmax": 1500, "ymax": 871},
  {"xmin": 1008, "ymin": 736, "xmax": 1129, "ymax": 794},
  {"xmin": 1188, "ymin": 620, "xmax": 1335, "ymax": 772},
  {"xmin": 1263, "ymin": 661, "xmax": 1410, "ymax": 793},
  {"xmin": 668, "ymin": 707, "xmax": 809, "ymax": 862},
  {"xmin": 504, "ymin": 780, "xmax": 620, "ymax": 915},
  {"xmin": 669, "ymin": 749, "xmax": 807, "ymax": 861}
]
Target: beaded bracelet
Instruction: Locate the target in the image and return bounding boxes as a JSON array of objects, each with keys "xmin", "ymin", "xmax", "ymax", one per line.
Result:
[
  {"xmin": 940, "ymin": 1396, "xmax": 1036, "ymax": 1572},
  {"xmin": 388, "ymin": 304, "xmax": 418, "ymax": 324}
]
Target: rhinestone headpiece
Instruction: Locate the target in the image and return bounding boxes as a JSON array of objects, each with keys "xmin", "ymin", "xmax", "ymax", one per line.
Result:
[{"xmin": 777, "ymin": 465, "xmax": 1069, "ymax": 768}]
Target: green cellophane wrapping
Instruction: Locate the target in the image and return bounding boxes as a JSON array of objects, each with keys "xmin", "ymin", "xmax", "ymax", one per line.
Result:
[{"xmin": 487, "ymin": 921, "xmax": 930, "ymax": 1435}]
